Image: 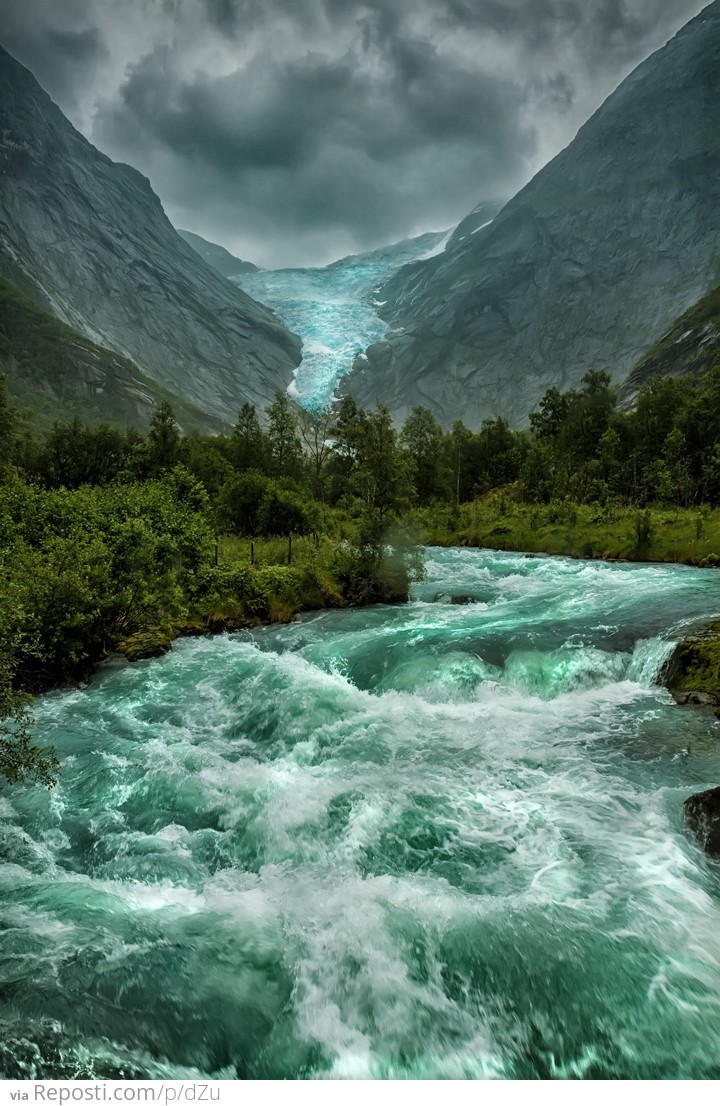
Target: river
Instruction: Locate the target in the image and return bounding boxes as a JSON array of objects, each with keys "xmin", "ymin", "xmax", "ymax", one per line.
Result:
[{"xmin": 4, "ymin": 548, "xmax": 720, "ymax": 1079}]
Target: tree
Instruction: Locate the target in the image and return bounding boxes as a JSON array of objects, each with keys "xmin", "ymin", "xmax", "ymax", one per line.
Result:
[
  {"xmin": 299, "ymin": 406, "xmax": 335, "ymax": 504},
  {"xmin": 217, "ymin": 471, "xmax": 271, "ymax": 535},
  {"xmin": 400, "ymin": 406, "xmax": 448, "ymax": 504},
  {"xmin": 447, "ymin": 420, "xmax": 474, "ymax": 505},
  {"xmin": 529, "ymin": 387, "xmax": 572, "ymax": 441},
  {"xmin": 148, "ymin": 402, "xmax": 180, "ymax": 473},
  {"xmin": 266, "ymin": 392, "xmax": 303, "ymax": 479},
  {"xmin": 349, "ymin": 404, "xmax": 414, "ymax": 536},
  {"xmin": 258, "ymin": 485, "xmax": 320, "ymax": 536},
  {"xmin": 0, "ymin": 375, "xmax": 17, "ymax": 470},
  {"xmin": 232, "ymin": 403, "xmax": 266, "ymax": 472},
  {"xmin": 40, "ymin": 421, "xmax": 132, "ymax": 488},
  {"xmin": 0, "ymin": 671, "xmax": 58, "ymax": 786}
]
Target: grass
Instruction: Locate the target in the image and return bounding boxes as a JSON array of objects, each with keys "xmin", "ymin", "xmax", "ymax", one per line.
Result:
[{"xmin": 413, "ymin": 491, "xmax": 720, "ymax": 567}]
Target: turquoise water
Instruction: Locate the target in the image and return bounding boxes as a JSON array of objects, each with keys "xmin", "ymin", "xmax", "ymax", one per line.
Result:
[
  {"xmin": 236, "ymin": 231, "xmax": 447, "ymax": 410},
  {"xmin": 5, "ymin": 549, "xmax": 720, "ymax": 1078}
]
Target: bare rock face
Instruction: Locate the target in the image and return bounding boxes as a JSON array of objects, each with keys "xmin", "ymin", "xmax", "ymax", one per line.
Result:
[
  {"xmin": 177, "ymin": 230, "xmax": 260, "ymax": 280},
  {"xmin": 0, "ymin": 46, "xmax": 301, "ymax": 424},
  {"xmin": 347, "ymin": 2, "xmax": 720, "ymax": 428},
  {"xmin": 684, "ymin": 787, "xmax": 720, "ymax": 857}
]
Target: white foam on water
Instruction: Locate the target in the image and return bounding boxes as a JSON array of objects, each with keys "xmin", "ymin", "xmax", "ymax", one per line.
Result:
[{"xmin": 6, "ymin": 549, "xmax": 720, "ymax": 1077}]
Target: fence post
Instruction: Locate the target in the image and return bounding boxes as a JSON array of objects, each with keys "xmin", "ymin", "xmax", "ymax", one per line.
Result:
[{"xmin": 251, "ymin": 541, "xmax": 255, "ymax": 566}]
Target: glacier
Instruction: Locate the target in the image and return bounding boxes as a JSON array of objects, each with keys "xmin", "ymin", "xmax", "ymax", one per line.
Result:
[{"xmin": 234, "ymin": 230, "xmax": 448, "ymax": 411}]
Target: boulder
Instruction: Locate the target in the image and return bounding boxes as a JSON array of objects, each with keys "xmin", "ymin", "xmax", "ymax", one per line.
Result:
[
  {"xmin": 660, "ymin": 624, "xmax": 720, "ymax": 706},
  {"xmin": 116, "ymin": 628, "xmax": 176, "ymax": 662},
  {"xmin": 672, "ymin": 690, "xmax": 720, "ymax": 707},
  {"xmin": 684, "ymin": 786, "xmax": 720, "ymax": 857}
]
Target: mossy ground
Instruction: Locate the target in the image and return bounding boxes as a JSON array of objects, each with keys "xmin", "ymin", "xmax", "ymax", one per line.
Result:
[{"xmin": 663, "ymin": 623, "xmax": 720, "ymax": 701}]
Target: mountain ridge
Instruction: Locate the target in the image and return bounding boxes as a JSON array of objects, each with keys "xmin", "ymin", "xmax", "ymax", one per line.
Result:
[
  {"xmin": 346, "ymin": 1, "xmax": 720, "ymax": 427},
  {"xmin": 177, "ymin": 230, "xmax": 260, "ymax": 279},
  {"xmin": 0, "ymin": 44, "xmax": 301, "ymax": 424}
]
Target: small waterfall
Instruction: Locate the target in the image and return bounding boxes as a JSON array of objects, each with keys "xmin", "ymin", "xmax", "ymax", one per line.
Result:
[{"xmin": 626, "ymin": 637, "xmax": 677, "ymax": 687}]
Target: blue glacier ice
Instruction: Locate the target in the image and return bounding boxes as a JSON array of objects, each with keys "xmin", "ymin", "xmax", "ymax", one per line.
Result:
[{"xmin": 234, "ymin": 230, "xmax": 449, "ymax": 411}]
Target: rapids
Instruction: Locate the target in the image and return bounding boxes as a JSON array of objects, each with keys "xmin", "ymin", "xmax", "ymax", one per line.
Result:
[{"xmin": 4, "ymin": 548, "xmax": 720, "ymax": 1079}]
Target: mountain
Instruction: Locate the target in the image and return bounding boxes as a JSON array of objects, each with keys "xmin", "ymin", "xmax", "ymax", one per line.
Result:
[
  {"xmin": 177, "ymin": 230, "xmax": 259, "ymax": 279},
  {"xmin": 346, "ymin": 2, "xmax": 720, "ymax": 427},
  {"xmin": 235, "ymin": 230, "xmax": 450, "ymax": 409},
  {"xmin": 620, "ymin": 284, "xmax": 720, "ymax": 406},
  {"xmin": 0, "ymin": 45, "xmax": 301, "ymax": 425},
  {"xmin": 0, "ymin": 277, "xmax": 223, "ymax": 433}
]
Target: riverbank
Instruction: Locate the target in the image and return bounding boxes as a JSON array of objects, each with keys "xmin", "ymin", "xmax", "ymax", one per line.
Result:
[
  {"xmin": 415, "ymin": 495, "xmax": 720, "ymax": 567},
  {"xmin": 79, "ymin": 532, "xmax": 414, "ymax": 665}
]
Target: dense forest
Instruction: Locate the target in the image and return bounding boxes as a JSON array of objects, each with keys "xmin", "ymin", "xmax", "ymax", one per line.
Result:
[{"xmin": 3, "ymin": 361, "xmax": 720, "ymax": 787}]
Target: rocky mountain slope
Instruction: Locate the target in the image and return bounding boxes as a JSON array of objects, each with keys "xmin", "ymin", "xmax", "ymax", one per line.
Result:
[
  {"xmin": 620, "ymin": 283, "xmax": 720, "ymax": 405},
  {"xmin": 0, "ymin": 45, "xmax": 301, "ymax": 424},
  {"xmin": 0, "ymin": 277, "xmax": 222, "ymax": 432},
  {"xmin": 177, "ymin": 230, "xmax": 259, "ymax": 280},
  {"xmin": 347, "ymin": 1, "xmax": 720, "ymax": 427}
]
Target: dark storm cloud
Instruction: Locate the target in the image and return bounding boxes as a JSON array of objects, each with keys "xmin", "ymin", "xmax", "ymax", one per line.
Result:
[
  {"xmin": 0, "ymin": 3, "xmax": 108, "ymax": 116},
  {"xmin": 0, "ymin": 0, "xmax": 709, "ymax": 265}
]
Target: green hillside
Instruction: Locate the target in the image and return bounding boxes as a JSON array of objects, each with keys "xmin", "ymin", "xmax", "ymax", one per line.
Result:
[
  {"xmin": 0, "ymin": 277, "xmax": 225, "ymax": 433},
  {"xmin": 620, "ymin": 283, "xmax": 720, "ymax": 404}
]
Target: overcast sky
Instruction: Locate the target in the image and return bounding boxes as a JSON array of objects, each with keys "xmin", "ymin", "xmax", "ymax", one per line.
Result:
[{"xmin": 1, "ymin": 0, "xmax": 709, "ymax": 267}]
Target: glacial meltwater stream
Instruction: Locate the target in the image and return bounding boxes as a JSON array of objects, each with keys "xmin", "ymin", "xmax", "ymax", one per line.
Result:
[{"xmin": 5, "ymin": 549, "xmax": 720, "ymax": 1079}]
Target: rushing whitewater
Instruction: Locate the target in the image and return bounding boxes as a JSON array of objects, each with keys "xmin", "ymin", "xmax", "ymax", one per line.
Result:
[
  {"xmin": 4, "ymin": 549, "xmax": 720, "ymax": 1079},
  {"xmin": 235, "ymin": 232, "xmax": 447, "ymax": 410}
]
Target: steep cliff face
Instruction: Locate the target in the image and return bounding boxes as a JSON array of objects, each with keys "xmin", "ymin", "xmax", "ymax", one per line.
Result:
[
  {"xmin": 0, "ymin": 45, "xmax": 301, "ymax": 423},
  {"xmin": 347, "ymin": 2, "xmax": 720, "ymax": 427},
  {"xmin": 620, "ymin": 284, "xmax": 720, "ymax": 405},
  {"xmin": 177, "ymin": 230, "xmax": 259, "ymax": 280},
  {"xmin": 0, "ymin": 277, "xmax": 223, "ymax": 433}
]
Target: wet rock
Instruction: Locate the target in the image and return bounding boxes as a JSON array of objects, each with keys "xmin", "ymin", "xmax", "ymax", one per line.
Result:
[
  {"xmin": 450, "ymin": 594, "xmax": 477, "ymax": 605},
  {"xmin": 660, "ymin": 623, "xmax": 720, "ymax": 706},
  {"xmin": 672, "ymin": 690, "xmax": 720, "ymax": 707},
  {"xmin": 116, "ymin": 628, "xmax": 176, "ymax": 661},
  {"xmin": 684, "ymin": 786, "xmax": 720, "ymax": 857}
]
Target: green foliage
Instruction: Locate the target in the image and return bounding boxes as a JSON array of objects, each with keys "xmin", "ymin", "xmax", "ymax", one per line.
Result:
[
  {"xmin": 266, "ymin": 391, "xmax": 303, "ymax": 479},
  {"xmin": 0, "ymin": 672, "xmax": 58, "ymax": 787},
  {"xmin": 231, "ymin": 403, "xmax": 265, "ymax": 471},
  {"xmin": 257, "ymin": 486, "xmax": 320, "ymax": 536},
  {"xmin": 633, "ymin": 509, "xmax": 654, "ymax": 549},
  {"xmin": 0, "ymin": 577, "xmax": 58, "ymax": 787},
  {"xmin": 0, "ymin": 468, "xmax": 213, "ymax": 687},
  {"xmin": 148, "ymin": 401, "xmax": 181, "ymax": 473},
  {"xmin": 218, "ymin": 470, "xmax": 271, "ymax": 535},
  {"xmin": 400, "ymin": 406, "xmax": 448, "ymax": 504},
  {"xmin": 37, "ymin": 419, "xmax": 135, "ymax": 488}
]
